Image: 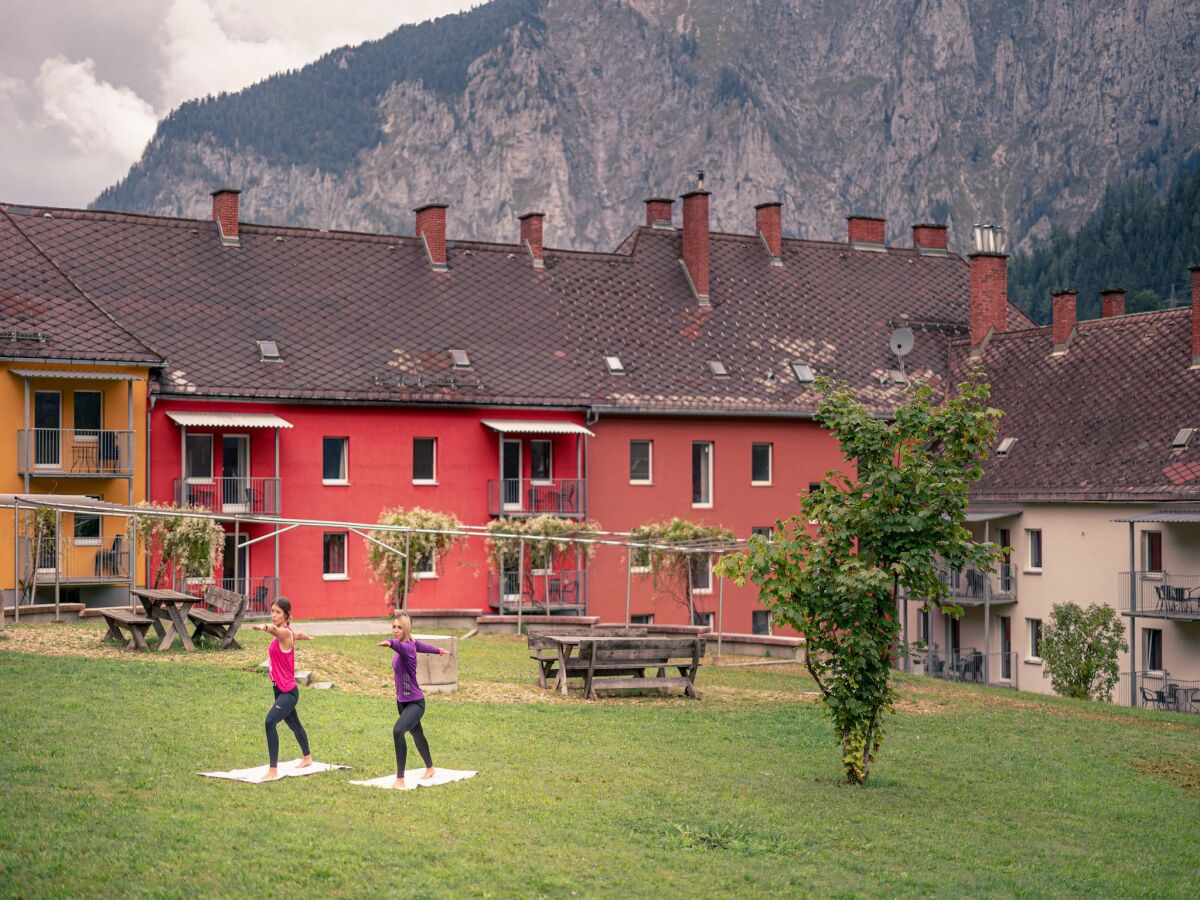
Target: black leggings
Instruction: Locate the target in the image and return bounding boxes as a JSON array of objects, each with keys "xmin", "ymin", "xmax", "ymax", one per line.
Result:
[
  {"xmin": 265, "ymin": 685, "xmax": 310, "ymax": 768},
  {"xmin": 394, "ymin": 700, "xmax": 433, "ymax": 776}
]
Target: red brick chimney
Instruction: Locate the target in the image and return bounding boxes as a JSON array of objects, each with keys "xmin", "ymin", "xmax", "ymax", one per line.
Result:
[
  {"xmin": 1052, "ymin": 290, "xmax": 1077, "ymax": 351},
  {"xmin": 645, "ymin": 198, "xmax": 674, "ymax": 228},
  {"xmin": 519, "ymin": 212, "xmax": 544, "ymax": 269},
  {"xmin": 847, "ymin": 215, "xmax": 885, "ymax": 247},
  {"xmin": 912, "ymin": 223, "xmax": 948, "ymax": 252},
  {"xmin": 414, "ymin": 203, "xmax": 448, "ymax": 271},
  {"xmin": 211, "ymin": 188, "xmax": 240, "ymax": 246},
  {"xmin": 755, "ymin": 201, "xmax": 783, "ymax": 266},
  {"xmin": 1191, "ymin": 266, "xmax": 1200, "ymax": 367},
  {"xmin": 969, "ymin": 250, "xmax": 1008, "ymax": 349},
  {"xmin": 681, "ymin": 188, "xmax": 711, "ymax": 304},
  {"xmin": 1100, "ymin": 288, "xmax": 1126, "ymax": 318}
]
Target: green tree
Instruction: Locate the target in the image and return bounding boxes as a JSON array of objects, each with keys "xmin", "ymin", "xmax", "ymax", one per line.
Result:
[
  {"xmin": 1039, "ymin": 602, "xmax": 1127, "ymax": 700},
  {"xmin": 717, "ymin": 377, "xmax": 1002, "ymax": 784},
  {"xmin": 367, "ymin": 507, "xmax": 464, "ymax": 612}
]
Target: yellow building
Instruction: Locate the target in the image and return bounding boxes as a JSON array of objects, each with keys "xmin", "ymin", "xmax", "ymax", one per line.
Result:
[{"xmin": 1, "ymin": 207, "xmax": 160, "ymax": 617}]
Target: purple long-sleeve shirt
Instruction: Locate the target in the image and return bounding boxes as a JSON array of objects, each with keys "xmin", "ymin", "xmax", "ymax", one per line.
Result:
[{"xmin": 389, "ymin": 639, "xmax": 442, "ymax": 702}]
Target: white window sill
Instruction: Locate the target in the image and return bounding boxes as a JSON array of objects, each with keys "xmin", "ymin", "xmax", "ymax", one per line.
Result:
[
  {"xmin": 1024, "ymin": 657, "xmax": 1043, "ymax": 666},
  {"xmin": 1024, "ymin": 568, "xmax": 1043, "ymax": 575},
  {"xmin": 322, "ymin": 479, "xmax": 349, "ymax": 486},
  {"xmin": 75, "ymin": 538, "xmax": 102, "ymax": 547},
  {"xmin": 692, "ymin": 503, "xmax": 713, "ymax": 510},
  {"xmin": 413, "ymin": 573, "xmax": 437, "ymax": 581},
  {"xmin": 185, "ymin": 478, "xmax": 214, "ymax": 485},
  {"xmin": 1145, "ymin": 669, "xmax": 1166, "ymax": 678},
  {"xmin": 1141, "ymin": 572, "xmax": 1164, "ymax": 581},
  {"xmin": 531, "ymin": 480, "xmax": 553, "ymax": 486},
  {"xmin": 629, "ymin": 479, "xmax": 653, "ymax": 486},
  {"xmin": 630, "ymin": 567, "xmax": 651, "ymax": 575},
  {"xmin": 322, "ymin": 574, "xmax": 349, "ymax": 581},
  {"xmin": 751, "ymin": 481, "xmax": 772, "ymax": 488},
  {"xmin": 691, "ymin": 589, "xmax": 714, "ymax": 596},
  {"xmin": 412, "ymin": 479, "xmax": 438, "ymax": 486}
]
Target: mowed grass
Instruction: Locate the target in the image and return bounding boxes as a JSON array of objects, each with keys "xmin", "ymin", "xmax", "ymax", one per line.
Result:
[{"xmin": 1, "ymin": 624, "xmax": 1198, "ymax": 898}]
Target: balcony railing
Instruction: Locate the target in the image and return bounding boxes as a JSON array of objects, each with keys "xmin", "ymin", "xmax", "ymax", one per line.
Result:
[
  {"xmin": 487, "ymin": 478, "xmax": 585, "ymax": 518},
  {"xmin": 17, "ymin": 429, "xmax": 134, "ymax": 477},
  {"xmin": 486, "ymin": 568, "xmax": 585, "ymax": 613},
  {"xmin": 907, "ymin": 648, "xmax": 1019, "ymax": 688},
  {"xmin": 174, "ymin": 478, "xmax": 280, "ymax": 515},
  {"xmin": 936, "ymin": 563, "xmax": 1017, "ymax": 606},
  {"xmin": 1115, "ymin": 671, "xmax": 1200, "ymax": 714},
  {"xmin": 183, "ymin": 575, "xmax": 278, "ymax": 617},
  {"xmin": 1115, "ymin": 572, "xmax": 1200, "ymax": 620},
  {"xmin": 17, "ymin": 534, "xmax": 131, "ymax": 582}
]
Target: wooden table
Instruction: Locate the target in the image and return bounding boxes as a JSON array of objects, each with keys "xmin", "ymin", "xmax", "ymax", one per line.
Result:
[
  {"xmin": 545, "ymin": 635, "xmax": 703, "ymax": 699},
  {"xmin": 131, "ymin": 588, "xmax": 199, "ymax": 651}
]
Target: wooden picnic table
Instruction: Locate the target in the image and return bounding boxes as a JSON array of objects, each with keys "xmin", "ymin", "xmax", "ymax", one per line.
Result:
[
  {"xmin": 545, "ymin": 635, "xmax": 704, "ymax": 700},
  {"xmin": 131, "ymin": 588, "xmax": 199, "ymax": 651}
]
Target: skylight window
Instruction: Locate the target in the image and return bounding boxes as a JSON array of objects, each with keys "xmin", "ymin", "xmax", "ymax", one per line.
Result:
[
  {"xmin": 708, "ymin": 360, "xmax": 729, "ymax": 378},
  {"xmin": 1172, "ymin": 428, "xmax": 1196, "ymax": 449},
  {"xmin": 257, "ymin": 340, "xmax": 281, "ymax": 362},
  {"xmin": 996, "ymin": 437, "xmax": 1017, "ymax": 457},
  {"xmin": 605, "ymin": 355, "xmax": 625, "ymax": 374},
  {"xmin": 449, "ymin": 349, "xmax": 471, "ymax": 369},
  {"xmin": 790, "ymin": 362, "xmax": 814, "ymax": 383}
]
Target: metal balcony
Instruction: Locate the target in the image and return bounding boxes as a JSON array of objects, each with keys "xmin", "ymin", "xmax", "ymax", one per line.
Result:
[
  {"xmin": 18, "ymin": 534, "xmax": 131, "ymax": 583},
  {"xmin": 487, "ymin": 478, "xmax": 585, "ymax": 519},
  {"xmin": 937, "ymin": 563, "xmax": 1017, "ymax": 606},
  {"xmin": 1115, "ymin": 572, "xmax": 1200, "ymax": 620},
  {"xmin": 174, "ymin": 478, "xmax": 281, "ymax": 516},
  {"xmin": 486, "ymin": 568, "xmax": 585, "ymax": 613},
  {"xmin": 17, "ymin": 429, "xmax": 134, "ymax": 477}
]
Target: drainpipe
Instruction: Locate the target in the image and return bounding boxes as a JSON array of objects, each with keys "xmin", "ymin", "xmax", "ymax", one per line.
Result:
[
  {"xmin": 1128, "ymin": 522, "xmax": 1137, "ymax": 707},
  {"xmin": 625, "ymin": 545, "xmax": 632, "ymax": 626},
  {"xmin": 53, "ymin": 509, "xmax": 61, "ymax": 622},
  {"xmin": 984, "ymin": 521, "xmax": 991, "ymax": 684},
  {"xmin": 23, "ymin": 379, "xmax": 30, "ymax": 494}
]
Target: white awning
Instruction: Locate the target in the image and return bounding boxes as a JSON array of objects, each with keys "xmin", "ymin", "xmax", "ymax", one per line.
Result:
[
  {"xmin": 481, "ymin": 419, "xmax": 594, "ymax": 436},
  {"xmin": 166, "ymin": 411, "xmax": 294, "ymax": 429},
  {"xmin": 965, "ymin": 508, "xmax": 1022, "ymax": 522},
  {"xmin": 9, "ymin": 369, "xmax": 143, "ymax": 381}
]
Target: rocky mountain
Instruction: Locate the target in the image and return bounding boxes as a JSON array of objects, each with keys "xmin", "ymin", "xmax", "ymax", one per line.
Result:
[{"xmin": 94, "ymin": 0, "xmax": 1200, "ymax": 255}]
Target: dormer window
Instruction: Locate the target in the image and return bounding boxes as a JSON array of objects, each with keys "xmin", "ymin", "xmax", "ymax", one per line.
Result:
[
  {"xmin": 1172, "ymin": 428, "xmax": 1195, "ymax": 449},
  {"xmin": 257, "ymin": 340, "xmax": 281, "ymax": 362},
  {"xmin": 449, "ymin": 349, "xmax": 471, "ymax": 369},
  {"xmin": 605, "ymin": 355, "xmax": 625, "ymax": 374},
  {"xmin": 708, "ymin": 360, "xmax": 729, "ymax": 378},
  {"xmin": 791, "ymin": 362, "xmax": 814, "ymax": 383},
  {"xmin": 996, "ymin": 437, "xmax": 1017, "ymax": 457}
]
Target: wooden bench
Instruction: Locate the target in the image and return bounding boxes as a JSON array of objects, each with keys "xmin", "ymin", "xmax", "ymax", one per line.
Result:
[
  {"xmin": 187, "ymin": 585, "xmax": 249, "ymax": 650},
  {"xmin": 100, "ymin": 607, "xmax": 155, "ymax": 652},
  {"xmin": 527, "ymin": 624, "xmax": 593, "ymax": 688},
  {"xmin": 560, "ymin": 636, "xmax": 705, "ymax": 699}
]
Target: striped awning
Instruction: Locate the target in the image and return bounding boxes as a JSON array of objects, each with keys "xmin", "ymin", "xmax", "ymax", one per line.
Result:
[
  {"xmin": 481, "ymin": 419, "xmax": 594, "ymax": 436},
  {"xmin": 9, "ymin": 369, "xmax": 143, "ymax": 381},
  {"xmin": 166, "ymin": 411, "xmax": 294, "ymax": 429}
]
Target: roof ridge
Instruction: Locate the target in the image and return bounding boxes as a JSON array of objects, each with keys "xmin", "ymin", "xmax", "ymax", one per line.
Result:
[{"xmin": 0, "ymin": 207, "xmax": 162, "ymax": 363}]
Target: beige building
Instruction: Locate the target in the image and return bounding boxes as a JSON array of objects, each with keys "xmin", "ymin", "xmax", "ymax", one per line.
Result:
[{"xmin": 900, "ymin": 253, "xmax": 1200, "ymax": 714}]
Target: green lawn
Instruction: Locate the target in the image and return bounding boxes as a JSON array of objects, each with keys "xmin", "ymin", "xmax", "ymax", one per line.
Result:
[{"xmin": 0, "ymin": 623, "xmax": 1197, "ymax": 898}]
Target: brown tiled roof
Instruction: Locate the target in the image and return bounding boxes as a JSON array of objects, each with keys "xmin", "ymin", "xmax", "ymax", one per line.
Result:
[
  {"xmin": 2, "ymin": 202, "xmax": 974, "ymax": 414},
  {"xmin": 954, "ymin": 308, "xmax": 1200, "ymax": 502},
  {"xmin": 0, "ymin": 208, "xmax": 159, "ymax": 364}
]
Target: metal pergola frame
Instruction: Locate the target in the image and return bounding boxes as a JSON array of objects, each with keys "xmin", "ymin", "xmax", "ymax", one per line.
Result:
[{"xmin": 2, "ymin": 494, "xmax": 749, "ymax": 653}]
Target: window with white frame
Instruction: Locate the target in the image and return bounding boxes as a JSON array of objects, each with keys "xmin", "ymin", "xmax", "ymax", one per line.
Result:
[
  {"xmin": 530, "ymin": 440, "xmax": 552, "ymax": 483},
  {"xmin": 413, "ymin": 549, "xmax": 437, "ymax": 579},
  {"xmin": 629, "ymin": 440, "xmax": 652, "ymax": 484},
  {"xmin": 917, "ymin": 608, "xmax": 930, "ymax": 644},
  {"xmin": 692, "ymin": 610, "xmax": 714, "ymax": 627},
  {"xmin": 631, "ymin": 613, "xmax": 654, "ymax": 625},
  {"xmin": 630, "ymin": 544, "xmax": 651, "ymax": 573},
  {"xmin": 1144, "ymin": 628, "xmax": 1163, "ymax": 671},
  {"xmin": 73, "ymin": 494, "xmax": 102, "ymax": 546},
  {"xmin": 185, "ymin": 434, "xmax": 213, "ymax": 481},
  {"xmin": 1026, "ymin": 528, "xmax": 1043, "ymax": 571},
  {"xmin": 1141, "ymin": 531, "xmax": 1163, "ymax": 573},
  {"xmin": 322, "ymin": 437, "xmax": 348, "ymax": 483},
  {"xmin": 692, "ymin": 441, "xmax": 713, "ymax": 506},
  {"xmin": 750, "ymin": 526, "xmax": 773, "ymax": 541},
  {"xmin": 752, "ymin": 610, "xmax": 772, "ymax": 635},
  {"xmin": 323, "ymin": 532, "xmax": 347, "ymax": 579},
  {"xmin": 751, "ymin": 442, "xmax": 772, "ymax": 485},
  {"xmin": 73, "ymin": 391, "xmax": 102, "ymax": 438},
  {"xmin": 413, "ymin": 437, "xmax": 436, "ymax": 483},
  {"xmin": 1028, "ymin": 618, "xmax": 1043, "ymax": 660},
  {"xmin": 689, "ymin": 555, "xmax": 713, "ymax": 594}
]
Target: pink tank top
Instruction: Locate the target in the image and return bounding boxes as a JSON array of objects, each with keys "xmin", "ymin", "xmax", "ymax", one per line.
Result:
[{"xmin": 268, "ymin": 627, "xmax": 296, "ymax": 692}]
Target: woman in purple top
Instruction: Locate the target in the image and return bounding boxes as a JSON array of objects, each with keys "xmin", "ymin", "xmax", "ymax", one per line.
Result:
[{"xmin": 378, "ymin": 613, "xmax": 448, "ymax": 789}]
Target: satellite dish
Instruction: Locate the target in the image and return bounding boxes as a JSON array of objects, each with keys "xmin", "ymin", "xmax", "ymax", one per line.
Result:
[{"xmin": 889, "ymin": 327, "xmax": 914, "ymax": 358}]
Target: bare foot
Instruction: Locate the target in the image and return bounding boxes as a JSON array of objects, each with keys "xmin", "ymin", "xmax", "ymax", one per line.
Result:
[
  {"xmin": 262, "ymin": 767, "xmax": 280, "ymax": 782},
  {"xmin": 296, "ymin": 755, "xmax": 313, "ymax": 769},
  {"xmin": 422, "ymin": 767, "xmax": 435, "ymax": 780},
  {"xmin": 392, "ymin": 777, "xmax": 406, "ymax": 789}
]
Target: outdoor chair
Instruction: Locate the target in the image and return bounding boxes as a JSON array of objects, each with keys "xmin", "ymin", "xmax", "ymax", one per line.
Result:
[
  {"xmin": 252, "ymin": 584, "xmax": 270, "ymax": 614},
  {"xmin": 94, "ymin": 534, "xmax": 123, "ymax": 576},
  {"xmin": 1139, "ymin": 685, "xmax": 1173, "ymax": 710}
]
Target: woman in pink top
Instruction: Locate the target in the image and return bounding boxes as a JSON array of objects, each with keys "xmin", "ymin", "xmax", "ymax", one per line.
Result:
[
  {"xmin": 378, "ymin": 613, "xmax": 448, "ymax": 788},
  {"xmin": 251, "ymin": 598, "xmax": 314, "ymax": 781}
]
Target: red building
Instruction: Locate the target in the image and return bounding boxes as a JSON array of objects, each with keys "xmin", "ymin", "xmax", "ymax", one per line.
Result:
[{"xmin": 0, "ymin": 186, "xmax": 1026, "ymax": 627}]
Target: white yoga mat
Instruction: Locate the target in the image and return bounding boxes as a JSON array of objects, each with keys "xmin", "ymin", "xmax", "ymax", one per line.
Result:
[
  {"xmin": 351, "ymin": 768, "xmax": 477, "ymax": 790},
  {"xmin": 198, "ymin": 759, "xmax": 350, "ymax": 784}
]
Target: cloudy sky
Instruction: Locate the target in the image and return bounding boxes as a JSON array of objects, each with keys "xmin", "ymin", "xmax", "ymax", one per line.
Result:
[{"xmin": 0, "ymin": 0, "xmax": 478, "ymax": 208}]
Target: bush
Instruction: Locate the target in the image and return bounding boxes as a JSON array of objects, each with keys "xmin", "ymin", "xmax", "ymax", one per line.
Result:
[{"xmin": 1040, "ymin": 602, "xmax": 1127, "ymax": 700}]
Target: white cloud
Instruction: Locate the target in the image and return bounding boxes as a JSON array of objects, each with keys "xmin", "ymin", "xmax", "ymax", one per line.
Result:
[{"xmin": 36, "ymin": 56, "xmax": 158, "ymax": 159}]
